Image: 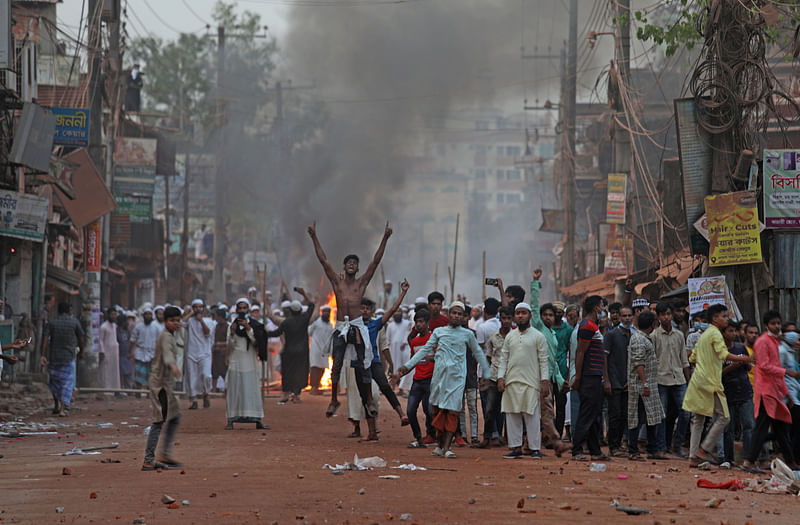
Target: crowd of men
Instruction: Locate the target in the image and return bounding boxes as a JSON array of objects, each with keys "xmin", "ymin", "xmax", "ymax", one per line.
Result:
[{"xmin": 24, "ymin": 221, "xmax": 800, "ymax": 473}]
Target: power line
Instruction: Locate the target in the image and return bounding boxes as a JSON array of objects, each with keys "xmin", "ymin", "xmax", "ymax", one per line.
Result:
[{"xmin": 181, "ymin": 0, "xmax": 210, "ymax": 25}]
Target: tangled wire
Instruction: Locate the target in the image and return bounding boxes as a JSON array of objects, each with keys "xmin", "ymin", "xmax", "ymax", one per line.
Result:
[{"xmin": 689, "ymin": 0, "xmax": 800, "ymax": 186}]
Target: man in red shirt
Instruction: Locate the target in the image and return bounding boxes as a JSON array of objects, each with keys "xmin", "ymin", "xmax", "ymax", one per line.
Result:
[
  {"xmin": 407, "ymin": 309, "xmax": 435, "ymax": 448},
  {"xmin": 407, "ymin": 291, "xmax": 449, "ymax": 346}
]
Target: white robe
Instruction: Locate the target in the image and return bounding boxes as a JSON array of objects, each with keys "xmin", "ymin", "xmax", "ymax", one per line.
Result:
[
  {"xmin": 184, "ymin": 317, "xmax": 215, "ymax": 398},
  {"xmin": 497, "ymin": 327, "xmax": 549, "ymax": 415},
  {"xmin": 386, "ymin": 318, "xmax": 411, "ymax": 390},
  {"xmin": 308, "ymin": 318, "xmax": 334, "ymax": 370},
  {"xmin": 98, "ymin": 321, "xmax": 120, "ymax": 389},
  {"xmin": 225, "ymin": 330, "xmax": 264, "ymax": 420}
]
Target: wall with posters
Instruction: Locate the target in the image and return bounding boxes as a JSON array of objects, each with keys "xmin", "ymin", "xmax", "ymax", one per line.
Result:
[
  {"xmin": 704, "ymin": 191, "xmax": 762, "ymax": 267},
  {"xmin": 763, "ymin": 149, "xmax": 800, "ymax": 228}
]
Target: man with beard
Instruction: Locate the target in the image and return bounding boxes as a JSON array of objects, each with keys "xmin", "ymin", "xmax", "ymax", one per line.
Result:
[
  {"xmin": 307, "ymin": 221, "xmax": 392, "ymax": 417},
  {"xmin": 154, "ymin": 306, "xmax": 166, "ymax": 333},
  {"xmin": 529, "ymin": 268, "xmax": 570, "ymax": 455},
  {"xmin": 225, "ymin": 298, "xmax": 267, "ymax": 429},
  {"xmin": 130, "ymin": 308, "xmax": 161, "ymax": 390},
  {"xmin": 604, "ymin": 305, "xmax": 633, "ymax": 457},
  {"xmin": 265, "ymin": 289, "xmax": 315, "ymax": 404},
  {"xmin": 182, "ymin": 299, "xmax": 215, "ymax": 409},
  {"xmin": 308, "ymin": 305, "xmax": 334, "ymax": 395},
  {"xmin": 497, "ymin": 302, "xmax": 551, "ymax": 459}
]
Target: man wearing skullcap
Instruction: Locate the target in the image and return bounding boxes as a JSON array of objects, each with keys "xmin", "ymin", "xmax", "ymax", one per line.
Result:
[
  {"xmin": 308, "ymin": 304, "xmax": 334, "ymax": 395},
  {"xmin": 182, "ymin": 299, "xmax": 216, "ymax": 409},
  {"xmin": 396, "ymin": 301, "xmax": 490, "ymax": 459},
  {"xmin": 225, "ymin": 298, "xmax": 267, "ymax": 429},
  {"xmin": 130, "ymin": 308, "xmax": 160, "ymax": 389}
]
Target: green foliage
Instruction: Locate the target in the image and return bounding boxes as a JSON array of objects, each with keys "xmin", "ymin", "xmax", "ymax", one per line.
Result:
[{"xmin": 633, "ymin": 0, "xmax": 800, "ymax": 57}]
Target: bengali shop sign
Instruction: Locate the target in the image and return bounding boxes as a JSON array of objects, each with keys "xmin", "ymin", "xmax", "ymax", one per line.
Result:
[
  {"xmin": 112, "ymin": 138, "xmax": 157, "ymax": 195},
  {"xmin": 603, "ymin": 225, "xmax": 633, "ymax": 274},
  {"xmin": 46, "ymin": 107, "xmax": 90, "ymax": 146},
  {"xmin": 606, "ymin": 173, "xmax": 627, "ymax": 224},
  {"xmin": 704, "ymin": 191, "xmax": 762, "ymax": 267},
  {"xmin": 0, "ymin": 190, "xmax": 49, "ymax": 242},
  {"xmin": 86, "ymin": 219, "xmax": 101, "ymax": 272},
  {"xmin": 763, "ymin": 149, "xmax": 800, "ymax": 228}
]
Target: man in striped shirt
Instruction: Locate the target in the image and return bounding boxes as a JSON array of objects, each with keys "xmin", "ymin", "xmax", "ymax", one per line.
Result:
[{"xmin": 570, "ymin": 295, "xmax": 612, "ymax": 461}]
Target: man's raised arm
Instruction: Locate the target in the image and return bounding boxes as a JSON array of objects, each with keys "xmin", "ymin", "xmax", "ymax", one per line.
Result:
[
  {"xmin": 307, "ymin": 221, "xmax": 338, "ymax": 283},
  {"xmin": 362, "ymin": 222, "xmax": 393, "ymax": 285}
]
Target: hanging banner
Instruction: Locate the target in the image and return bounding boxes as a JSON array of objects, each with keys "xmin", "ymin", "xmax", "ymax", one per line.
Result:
[
  {"xmin": 0, "ymin": 190, "xmax": 49, "ymax": 242},
  {"xmin": 603, "ymin": 225, "xmax": 633, "ymax": 274},
  {"xmin": 705, "ymin": 191, "xmax": 762, "ymax": 267},
  {"xmin": 688, "ymin": 276, "xmax": 727, "ymax": 314},
  {"xmin": 763, "ymin": 149, "xmax": 800, "ymax": 228},
  {"xmin": 606, "ymin": 173, "xmax": 627, "ymax": 224},
  {"xmin": 86, "ymin": 219, "xmax": 101, "ymax": 273}
]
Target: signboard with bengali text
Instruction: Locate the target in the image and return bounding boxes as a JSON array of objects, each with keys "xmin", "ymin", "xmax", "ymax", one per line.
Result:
[
  {"xmin": 46, "ymin": 107, "xmax": 90, "ymax": 146},
  {"xmin": 763, "ymin": 149, "xmax": 800, "ymax": 228},
  {"xmin": 0, "ymin": 190, "xmax": 49, "ymax": 242},
  {"xmin": 705, "ymin": 191, "xmax": 762, "ymax": 267},
  {"xmin": 606, "ymin": 173, "xmax": 627, "ymax": 224}
]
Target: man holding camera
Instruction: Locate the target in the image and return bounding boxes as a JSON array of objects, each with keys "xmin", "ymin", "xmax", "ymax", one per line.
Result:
[
  {"xmin": 225, "ymin": 298, "xmax": 267, "ymax": 429},
  {"xmin": 183, "ymin": 299, "xmax": 216, "ymax": 409}
]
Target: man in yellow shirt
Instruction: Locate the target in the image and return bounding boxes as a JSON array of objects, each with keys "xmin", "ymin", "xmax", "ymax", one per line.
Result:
[
  {"xmin": 744, "ymin": 323, "xmax": 760, "ymax": 390},
  {"xmin": 682, "ymin": 304, "xmax": 753, "ymax": 467}
]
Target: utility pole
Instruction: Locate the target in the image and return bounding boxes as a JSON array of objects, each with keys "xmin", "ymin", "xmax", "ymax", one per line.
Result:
[
  {"xmin": 562, "ymin": 0, "xmax": 578, "ymax": 287},
  {"xmin": 613, "ymin": 0, "xmax": 633, "ymax": 274},
  {"xmin": 212, "ymin": 25, "xmax": 226, "ymax": 302},
  {"xmin": 180, "ymin": 154, "xmax": 190, "ymax": 303},
  {"xmin": 102, "ymin": 0, "xmax": 122, "ymax": 308},
  {"xmin": 84, "ymin": 0, "xmax": 105, "ymax": 385}
]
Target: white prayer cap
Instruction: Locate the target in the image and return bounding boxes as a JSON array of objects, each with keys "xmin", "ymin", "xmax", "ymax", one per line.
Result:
[
  {"xmin": 384, "ymin": 279, "xmax": 392, "ymax": 285},
  {"xmin": 514, "ymin": 302, "xmax": 532, "ymax": 312},
  {"xmin": 191, "ymin": 298, "xmax": 204, "ymax": 306},
  {"xmin": 248, "ymin": 286, "xmax": 258, "ymax": 293},
  {"xmin": 414, "ymin": 296, "xmax": 427, "ymax": 304},
  {"xmin": 449, "ymin": 301, "xmax": 466, "ymax": 312},
  {"xmin": 235, "ymin": 297, "xmax": 251, "ymax": 308},
  {"xmin": 375, "ymin": 308, "xmax": 386, "ymax": 315},
  {"xmin": 401, "ymin": 305, "xmax": 409, "ymax": 312},
  {"xmin": 265, "ymin": 290, "xmax": 273, "ymax": 296},
  {"xmin": 280, "ymin": 300, "xmax": 292, "ymax": 309},
  {"xmin": 320, "ymin": 304, "xmax": 332, "ymax": 311},
  {"xmin": 250, "ymin": 304, "xmax": 261, "ymax": 312},
  {"xmin": 217, "ymin": 303, "xmax": 229, "ymax": 311},
  {"xmin": 142, "ymin": 307, "xmax": 153, "ymax": 314},
  {"xmin": 290, "ymin": 300, "xmax": 303, "ymax": 312},
  {"xmin": 126, "ymin": 310, "xmax": 136, "ymax": 318},
  {"xmin": 154, "ymin": 305, "xmax": 165, "ymax": 312}
]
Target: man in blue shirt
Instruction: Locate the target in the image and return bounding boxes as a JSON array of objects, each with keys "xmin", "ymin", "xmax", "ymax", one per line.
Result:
[{"xmin": 352, "ymin": 279, "xmax": 411, "ymax": 442}]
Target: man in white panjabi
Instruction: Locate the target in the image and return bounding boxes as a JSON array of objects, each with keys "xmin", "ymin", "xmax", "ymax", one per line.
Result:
[
  {"xmin": 497, "ymin": 302, "xmax": 551, "ymax": 459},
  {"xmin": 183, "ymin": 299, "xmax": 215, "ymax": 409},
  {"xmin": 98, "ymin": 307, "xmax": 120, "ymax": 389},
  {"xmin": 225, "ymin": 298, "xmax": 266, "ymax": 429},
  {"xmin": 308, "ymin": 305, "xmax": 334, "ymax": 395},
  {"xmin": 386, "ymin": 307, "xmax": 411, "ymax": 393}
]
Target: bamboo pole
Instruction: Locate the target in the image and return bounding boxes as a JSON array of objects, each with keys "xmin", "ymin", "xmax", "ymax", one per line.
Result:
[
  {"xmin": 450, "ymin": 213, "xmax": 460, "ymax": 302},
  {"xmin": 482, "ymin": 250, "xmax": 487, "ymax": 301},
  {"xmin": 434, "ymin": 262, "xmax": 439, "ymax": 292},
  {"xmin": 448, "ymin": 265, "xmax": 454, "ymax": 303}
]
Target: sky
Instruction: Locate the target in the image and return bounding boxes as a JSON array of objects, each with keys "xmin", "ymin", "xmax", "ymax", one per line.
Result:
[{"xmin": 57, "ymin": 0, "xmax": 289, "ymax": 43}]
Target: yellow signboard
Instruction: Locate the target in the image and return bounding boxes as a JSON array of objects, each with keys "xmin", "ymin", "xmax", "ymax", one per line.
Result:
[{"xmin": 704, "ymin": 191, "xmax": 762, "ymax": 267}]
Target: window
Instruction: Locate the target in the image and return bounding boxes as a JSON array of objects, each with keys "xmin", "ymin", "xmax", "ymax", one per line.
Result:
[
  {"xmin": 507, "ymin": 193, "xmax": 522, "ymax": 204},
  {"xmin": 475, "ymin": 169, "xmax": 486, "ymax": 179},
  {"xmin": 496, "ymin": 193, "xmax": 505, "ymax": 204},
  {"xmin": 506, "ymin": 169, "xmax": 521, "ymax": 180},
  {"xmin": 506, "ymin": 146, "xmax": 521, "ymax": 157}
]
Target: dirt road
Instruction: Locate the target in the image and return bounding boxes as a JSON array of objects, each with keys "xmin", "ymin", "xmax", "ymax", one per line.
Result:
[{"xmin": 0, "ymin": 391, "xmax": 793, "ymax": 523}]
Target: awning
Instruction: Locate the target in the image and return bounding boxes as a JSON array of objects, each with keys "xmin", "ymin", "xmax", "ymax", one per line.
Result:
[
  {"xmin": 560, "ymin": 273, "xmax": 618, "ymax": 300},
  {"xmin": 46, "ymin": 264, "xmax": 83, "ymax": 295},
  {"xmin": 633, "ymin": 249, "xmax": 702, "ymax": 298},
  {"xmin": 52, "ymin": 148, "xmax": 116, "ymax": 228}
]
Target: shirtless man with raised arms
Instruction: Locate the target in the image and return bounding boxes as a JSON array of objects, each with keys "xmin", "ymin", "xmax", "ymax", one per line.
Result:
[{"xmin": 308, "ymin": 220, "xmax": 392, "ymax": 417}]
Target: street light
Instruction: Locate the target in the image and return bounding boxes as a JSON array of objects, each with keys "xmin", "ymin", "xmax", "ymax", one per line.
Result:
[{"xmin": 586, "ymin": 31, "xmax": 614, "ymax": 49}]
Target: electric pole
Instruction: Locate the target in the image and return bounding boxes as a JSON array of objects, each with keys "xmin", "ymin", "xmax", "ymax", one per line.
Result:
[
  {"xmin": 614, "ymin": 0, "xmax": 633, "ymax": 272},
  {"xmin": 562, "ymin": 0, "xmax": 578, "ymax": 287},
  {"xmin": 212, "ymin": 25, "xmax": 226, "ymax": 302}
]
